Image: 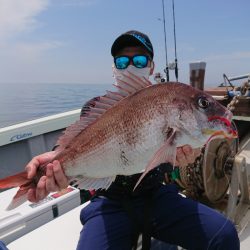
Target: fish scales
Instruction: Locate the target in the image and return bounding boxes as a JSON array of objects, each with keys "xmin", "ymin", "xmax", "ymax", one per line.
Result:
[{"xmin": 59, "ymin": 84, "xmax": 177, "ymax": 177}]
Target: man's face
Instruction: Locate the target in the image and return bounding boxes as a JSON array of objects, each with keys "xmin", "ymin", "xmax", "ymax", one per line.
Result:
[{"xmin": 115, "ymin": 46, "xmax": 154, "ymax": 75}]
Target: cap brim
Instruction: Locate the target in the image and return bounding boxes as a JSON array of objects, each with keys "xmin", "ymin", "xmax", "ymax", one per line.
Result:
[{"xmin": 111, "ymin": 34, "xmax": 152, "ymax": 58}]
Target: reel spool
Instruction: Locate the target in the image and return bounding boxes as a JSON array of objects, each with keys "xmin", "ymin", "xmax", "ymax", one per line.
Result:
[
  {"xmin": 177, "ymin": 136, "xmax": 238, "ymax": 204},
  {"xmin": 202, "ymin": 137, "xmax": 238, "ymax": 203}
]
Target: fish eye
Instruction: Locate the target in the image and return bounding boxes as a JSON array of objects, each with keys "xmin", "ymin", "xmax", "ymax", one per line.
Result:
[{"xmin": 198, "ymin": 97, "xmax": 210, "ymax": 109}]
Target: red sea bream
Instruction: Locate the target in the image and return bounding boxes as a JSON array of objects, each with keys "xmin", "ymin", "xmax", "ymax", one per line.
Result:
[{"xmin": 0, "ymin": 72, "xmax": 237, "ymax": 208}]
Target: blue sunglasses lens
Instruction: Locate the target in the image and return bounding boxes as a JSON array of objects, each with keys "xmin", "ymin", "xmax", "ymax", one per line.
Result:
[
  {"xmin": 115, "ymin": 55, "xmax": 148, "ymax": 69},
  {"xmin": 133, "ymin": 55, "xmax": 148, "ymax": 68},
  {"xmin": 115, "ymin": 57, "xmax": 130, "ymax": 69}
]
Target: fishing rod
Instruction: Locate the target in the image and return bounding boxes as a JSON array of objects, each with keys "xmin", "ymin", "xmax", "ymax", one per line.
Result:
[
  {"xmin": 172, "ymin": 0, "xmax": 178, "ymax": 81},
  {"xmin": 161, "ymin": 0, "xmax": 169, "ymax": 82}
]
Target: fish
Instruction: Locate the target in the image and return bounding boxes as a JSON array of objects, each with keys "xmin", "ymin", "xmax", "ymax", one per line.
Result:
[{"xmin": 0, "ymin": 72, "xmax": 237, "ymax": 209}]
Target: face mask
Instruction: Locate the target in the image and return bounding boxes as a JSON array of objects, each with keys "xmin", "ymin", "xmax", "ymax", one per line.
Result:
[{"xmin": 112, "ymin": 64, "xmax": 151, "ymax": 83}]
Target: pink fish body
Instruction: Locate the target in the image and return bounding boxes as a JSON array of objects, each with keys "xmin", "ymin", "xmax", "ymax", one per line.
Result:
[{"xmin": 0, "ymin": 72, "xmax": 237, "ymax": 208}]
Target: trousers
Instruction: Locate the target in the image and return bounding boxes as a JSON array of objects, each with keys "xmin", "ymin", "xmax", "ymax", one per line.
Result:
[
  {"xmin": 76, "ymin": 184, "xmax": 239, "ymax": 250},
  {"xmin": 0, "ymin": 241, "xmax": 8, "ymax": 250}
]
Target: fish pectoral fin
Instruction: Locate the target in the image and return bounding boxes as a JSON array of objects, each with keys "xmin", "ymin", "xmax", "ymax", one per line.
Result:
[
  {"xmin": 133, "ymin": 135, "xmax": 177, "ymax": 191},
  {"xmin": 70, "ymin": 175, "xmax": 116, "ymax": 190}
]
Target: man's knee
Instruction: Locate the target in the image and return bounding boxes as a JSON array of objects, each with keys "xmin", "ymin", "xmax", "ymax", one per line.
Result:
[
  {"xmin": 220, "ymin": 221, "xmax": 239, "ymax": 248},
  {"xmin": 208, "ymin": 220, "xmax": 239, "ymax": 250}
]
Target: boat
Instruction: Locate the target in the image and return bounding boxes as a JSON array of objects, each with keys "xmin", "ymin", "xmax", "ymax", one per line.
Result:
[
  {"xmin": 0, "ymin": 61, "xmax": 249, "ymax": 249},
  {"xmin": 0, "ymin": 110, "xmax": 84, "ymax": 249}
]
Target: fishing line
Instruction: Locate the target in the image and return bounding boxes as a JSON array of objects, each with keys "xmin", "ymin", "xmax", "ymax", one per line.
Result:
[{"xmin": 206, "ymin": 213, "xmax": 231, "ymax": 250}]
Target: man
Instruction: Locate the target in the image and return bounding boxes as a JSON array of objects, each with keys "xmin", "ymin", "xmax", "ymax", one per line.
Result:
[{"xmin": 26, "ymin": 30, "xmax": 239, "ymax": 250}]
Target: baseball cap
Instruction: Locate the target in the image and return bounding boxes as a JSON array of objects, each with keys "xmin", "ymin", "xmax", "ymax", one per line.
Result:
[{"xmin": 111, "ymin": 30, "xmax": 154, "ymax": 59}]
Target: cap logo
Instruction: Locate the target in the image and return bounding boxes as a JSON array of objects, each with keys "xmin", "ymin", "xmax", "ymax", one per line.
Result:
[{"xmin": 131, "ymin": 33, "xmax": 153, "ymax": 53}]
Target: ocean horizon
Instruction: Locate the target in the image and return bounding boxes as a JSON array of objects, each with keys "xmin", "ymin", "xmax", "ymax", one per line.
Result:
[{"xmin": 0, "ymin": 83, "xmax": 110, "ymax": 128}]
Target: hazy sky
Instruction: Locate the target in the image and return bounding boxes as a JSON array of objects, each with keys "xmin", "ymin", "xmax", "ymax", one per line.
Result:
[{"xmin": 0, "ymin": 0, "xmax": 249, "ymax": 86}]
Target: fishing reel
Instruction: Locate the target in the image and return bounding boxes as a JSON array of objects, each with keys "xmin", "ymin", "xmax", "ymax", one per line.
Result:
[
  {"xmin": 202, "ymin": 136, "xmax": 238, "ymax": 203},
  {"xmin": 222, "ymin": 73, "xmax": 250, "ymax": 97},
  {"xmin": 178, "ymin": 128, "xmax": 238, "ymax": 205}
]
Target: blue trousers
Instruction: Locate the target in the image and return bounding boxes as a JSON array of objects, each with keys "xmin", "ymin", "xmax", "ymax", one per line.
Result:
[
  {"xmin": 76, "ymin": 184, "xmax": 239, "ymax": 250},
  {"xmin": 0, "ymin": 241, "xmax": 8, "ymax": 250}
]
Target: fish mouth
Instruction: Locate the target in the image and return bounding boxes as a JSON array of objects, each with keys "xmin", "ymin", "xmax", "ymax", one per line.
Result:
[{"xmin": 202, "ymin": 116, "xmax": 238, "ymax": 141}]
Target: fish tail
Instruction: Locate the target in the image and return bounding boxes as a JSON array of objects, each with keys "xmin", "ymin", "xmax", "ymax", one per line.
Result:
[
  {"xmin": 0, "ymin": 172, "xmax": 34, "ymax": 210},
  {"xmin": 0, "ymin": 171, "xmax": 29, "ymax": 189}
]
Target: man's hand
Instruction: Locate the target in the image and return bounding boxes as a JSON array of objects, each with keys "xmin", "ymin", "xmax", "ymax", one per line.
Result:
[
  {"xmin": 25, "ymin": 151, "xmax": 68, "ymax": 202},
  {"xmin": 175, "ymin": 145, "xmax": 201, "ymax": 167}
]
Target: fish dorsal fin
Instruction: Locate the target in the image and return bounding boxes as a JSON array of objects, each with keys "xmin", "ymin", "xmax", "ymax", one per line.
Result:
[
  {"xmin": 55, "ymin": 72, "xmax": 151, "ymax": 151},
  {"xmin": 114, "ymin": 71, "xmax": 152, "ymax": 95},
  {"xmin": 56, "ymin": 119, "xmax": 89, "ymax": 151}
]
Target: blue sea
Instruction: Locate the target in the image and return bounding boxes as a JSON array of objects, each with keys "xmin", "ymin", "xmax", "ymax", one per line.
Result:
[{"xmin": 0, "ymin": 83, "xmax": 110, "ymax": 128}]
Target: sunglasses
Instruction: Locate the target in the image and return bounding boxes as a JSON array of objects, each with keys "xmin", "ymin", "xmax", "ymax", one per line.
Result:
[{"xmin": 114, "ymin": 55, "xmax": 150, "ymax": 69}]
